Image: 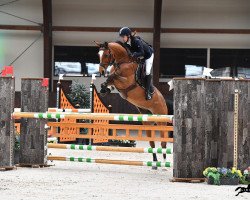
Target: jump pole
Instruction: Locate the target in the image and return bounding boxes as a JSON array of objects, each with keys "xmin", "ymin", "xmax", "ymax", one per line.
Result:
[
  {"xmin": 47, "ymin": 156, "xmax": 171, "ymax": 168},
  {"xmin": 12, "ymin": 112, "xmax": 173, "ymax": 123},
  {"xmin": 48, "ymin": 143, "xmax": 173, "ymax": 154},
  {"xmin": 48, "ymin": 108, "xmax": 91, "ymax": 113}
]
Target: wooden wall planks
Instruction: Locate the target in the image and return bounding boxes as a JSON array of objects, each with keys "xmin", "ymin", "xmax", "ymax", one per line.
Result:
[
  {"xmin": 0, "ymin": 77, "xmax": 15, "ymax": 167},
  {"xmin": 19, "ymin": 79, "xmax": 49, "ymax": 165},
  {"xmin": 173, "ymin": 78, "xmax": 250, "ymax": 178}
]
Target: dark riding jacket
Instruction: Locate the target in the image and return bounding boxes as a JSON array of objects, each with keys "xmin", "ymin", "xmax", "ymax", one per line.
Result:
[{"xmin": 125, "ymin": 36, "xmax": 153, "ymax": 60}]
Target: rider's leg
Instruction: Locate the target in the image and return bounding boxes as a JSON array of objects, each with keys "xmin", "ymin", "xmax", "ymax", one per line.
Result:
[{"xmin": 145, "ymin": 53, "xmax": 154, "ymax": 100}]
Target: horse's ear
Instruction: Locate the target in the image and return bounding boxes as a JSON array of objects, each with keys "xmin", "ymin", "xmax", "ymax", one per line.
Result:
[
  {"xmin": 94, "ymin": 41, "xmax": 101, "ymax": 47},
  {"xmin": 104, "ymin": 42, "xmax": 108, "ymax": 49}
]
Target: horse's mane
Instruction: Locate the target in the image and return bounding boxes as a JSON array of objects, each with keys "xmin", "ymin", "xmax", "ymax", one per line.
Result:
[
  {"xmin": 108, "ymin": 41, "xmax": 132, "ymax": 62},
  {"xmin": 115, "ymin": 40, "xmax": 132, "ymax": 56}
]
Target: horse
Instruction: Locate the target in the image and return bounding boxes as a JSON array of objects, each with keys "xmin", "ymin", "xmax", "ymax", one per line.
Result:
[{"xmin": 95, "ymin": 41, "xmax": 170, "ymax": 169}]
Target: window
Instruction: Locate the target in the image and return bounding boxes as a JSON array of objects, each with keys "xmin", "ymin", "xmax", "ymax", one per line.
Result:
[
  {"xmin": 54, "ymin": 62, "xmax": 81, "ymax": 76},
  {"xmin": 238, "ymin": 67, "xmax": 250, "ymax": 78},
  {"xmin": 160, "ymin": 48, "xmax": 207, "ymax": 78},
  {"xmin": 210, "ymin": 67, "xmax": 231, "ymax": 77},
  {"xmin": 210, "ymin": 49, "xmax": 250, "ymax": 77},
  {"xmin": 54, "ymin": 46, "xmax": 100, "ymax": 76},
  {"xmin": 185, "ymin": 65, "xmax": 204, "ymax": 77}
]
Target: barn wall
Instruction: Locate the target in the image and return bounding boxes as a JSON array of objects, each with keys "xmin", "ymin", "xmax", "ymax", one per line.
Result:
[
  {"xmin": 0, "ymin": 0, "xmax": 250, "ymax": 91},
  {"xmin": 0, "ymin": 0, "xmax": 43, "ymax": 91}
]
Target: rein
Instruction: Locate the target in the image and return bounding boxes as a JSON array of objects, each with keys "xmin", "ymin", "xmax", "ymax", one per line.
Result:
[
  {"xmin": 100, "ymin": 46, "xmax": 135, "ymax": 69},
  {"xmin": 100, "ymin": 46, "xmax": 138, "ymax": 99}
]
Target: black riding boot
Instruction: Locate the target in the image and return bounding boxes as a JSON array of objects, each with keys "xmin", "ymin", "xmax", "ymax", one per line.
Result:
[{"xmin": 145, "ymin": 75, "xmax": 152, "ymax": 100}]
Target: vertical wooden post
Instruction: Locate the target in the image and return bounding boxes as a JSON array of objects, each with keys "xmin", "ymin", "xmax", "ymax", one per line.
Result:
[
  {"xmin": 237, "ymin": 80, "xmax": 250, "ymax": 170},
  {"xmin": 19, "ymin": 79, "xmax": 49, "ymax": 165},
  {"xmin": 0, "ymin": 77, "xmax": 15, "ymax": 168},
  {"xmin": 173, "ymin": 79, "xmax": 206, "ymax": 178},
  {"xmin": 152, "ymin": 0, "xmax": 162, "ymax": 86},
  {"xmin": 206, "ymin": 48, "xmax": 210, "ymax": 68},
  {"xmin": 42, "ymin": 0, "xmax": 52, "ymax": 91}
]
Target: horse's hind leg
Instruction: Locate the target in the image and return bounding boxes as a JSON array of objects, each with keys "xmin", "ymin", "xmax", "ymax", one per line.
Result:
[
  {"xmin": 136, "ymin": 107, "xmax": 158, "ymax": 170},
  {"xmin": 145, "ymin": 128, "xmax": 158, "ymax": 170},
  {"xmin": 158, "ymin": 122, "xmax": 167, "ymax": 160},
  {"xmin": 154, "ymin": 121, "xmax": 169, "ymax": 161},
  {"xmin": 150, "ymin": 94, "xmax": 169, "ymax": 162}
]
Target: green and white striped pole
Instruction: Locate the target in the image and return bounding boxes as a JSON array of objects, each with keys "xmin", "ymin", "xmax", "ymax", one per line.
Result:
[
  {"xmin": 12, "ymin": 112, "xmax": 173, "ymax": 123},
  {"xmin": 48, "ymin": 143, "xmax": 173, "ymax": 154},
  {"xmin": 47, "ymin": 156, "xmax": 171, "ymax": 168},
  {"xmin": 48, "ymin": 108, "xmax": 91, "ymax": 113}
]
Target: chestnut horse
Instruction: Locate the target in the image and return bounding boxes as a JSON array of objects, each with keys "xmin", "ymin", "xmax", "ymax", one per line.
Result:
[{"xmin": 96, "ymin": 42, "xmax": 169, "ymax": 169}]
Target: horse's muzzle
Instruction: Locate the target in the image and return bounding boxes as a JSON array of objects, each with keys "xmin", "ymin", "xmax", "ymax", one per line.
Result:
[{"xmin": 99, "ymin": 66, "xmax": 105, "ymax": 76}]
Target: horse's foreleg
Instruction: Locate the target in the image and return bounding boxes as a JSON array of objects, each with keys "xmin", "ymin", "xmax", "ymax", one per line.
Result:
[
  {"xmin": 100, "ymin": 72, "xmax": 116, "ymax": 96},
  {"xmin": 101, "ymin": 68, "xmax": 118, "ymax": 87},
  {"xmin": 101, "ymin": 75, "xmax": 114, "ymax": 89}
]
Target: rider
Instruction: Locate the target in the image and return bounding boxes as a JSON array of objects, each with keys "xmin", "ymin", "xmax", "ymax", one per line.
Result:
[{"xmin": 119, "ymin": 27, "xmax": 154, "ymax": 100}]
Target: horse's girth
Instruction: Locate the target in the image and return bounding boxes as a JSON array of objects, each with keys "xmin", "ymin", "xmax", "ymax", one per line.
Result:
[{"xmin": 116, "ymin": 82, "xmax": 138, "ymax": 99}]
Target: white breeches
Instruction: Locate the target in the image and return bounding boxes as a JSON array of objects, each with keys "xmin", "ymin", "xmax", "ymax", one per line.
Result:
[{"xmin": 145, "ymin": 53, "xmax": 154, "ymax": 75}]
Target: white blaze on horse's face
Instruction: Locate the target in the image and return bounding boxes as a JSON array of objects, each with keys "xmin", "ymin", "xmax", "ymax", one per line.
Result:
[{"xmin": 98, "ymin": 50, "xmax": 104, "ymax": 62}]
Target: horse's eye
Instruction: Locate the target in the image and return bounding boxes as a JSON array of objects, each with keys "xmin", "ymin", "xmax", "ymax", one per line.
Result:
[{"xmin": 104, "ymin": 54, "xmax": 109, "ymax": 58}]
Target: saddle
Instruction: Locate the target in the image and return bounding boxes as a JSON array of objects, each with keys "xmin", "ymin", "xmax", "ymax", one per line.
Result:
[{"xmin": 135, "ymin": 63, "xmax": 154, "ymax": 95}]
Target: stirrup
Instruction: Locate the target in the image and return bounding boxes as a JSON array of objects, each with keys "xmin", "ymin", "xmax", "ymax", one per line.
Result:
[{"xmin": 145, "ymin": 92, "xmax": 152, "ymax": 100}]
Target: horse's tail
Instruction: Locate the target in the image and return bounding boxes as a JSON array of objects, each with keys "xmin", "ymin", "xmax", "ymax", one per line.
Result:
[
  {"xmin": 162, "ymin": 93, "xmax": 173, "ymax": 138},
  {"xmin": 165, "ymin": 98, "xmax": 173, "ymax": 115}
]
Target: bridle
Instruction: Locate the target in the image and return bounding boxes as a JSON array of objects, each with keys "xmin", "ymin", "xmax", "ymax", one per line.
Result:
[
  {"xmin": 99, "ymin": 48, "xmax": 114, "ymax": 68},
  {"xmin": 99, "ymin": 47, "xmax": 135, "ymax": 71},
  {"xmin": 98, "ymin": 44, "xmax": 138, "ymax": 98}
]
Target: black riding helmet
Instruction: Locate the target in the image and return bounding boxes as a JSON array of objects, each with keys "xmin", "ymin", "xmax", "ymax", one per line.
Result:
[{"xmin": 119, "ymin": 27, "xmax": 131, "ymax": 37}]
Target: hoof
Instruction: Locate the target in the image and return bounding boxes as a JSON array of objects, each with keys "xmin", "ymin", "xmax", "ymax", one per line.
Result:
[
  {"xmin": 152, "ymin": 166, "xmax": 158, "ymax": 170},
  {"xmin": 100, "ymin": 92, "xmax": 107, "ymax": 97},
  {"xmin": 100, "ymin": 88, "xmax": 111, "ymax": 97},
  {"xmin": 100, "ymin": 88, "xmax": 106, "ymax": 93}
]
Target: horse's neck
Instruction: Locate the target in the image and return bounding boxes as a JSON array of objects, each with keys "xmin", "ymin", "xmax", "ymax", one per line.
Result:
[
  {"xmin": 114, "ymin": 52, "xmax": 130, "ymax": 63},
  {"xmin": 115, "ymin": 57, "xmax": 130, "ymax": 64},
  {"xmin": 110, "ymin": 43, "xmax": 130, "ymax": 63}
]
